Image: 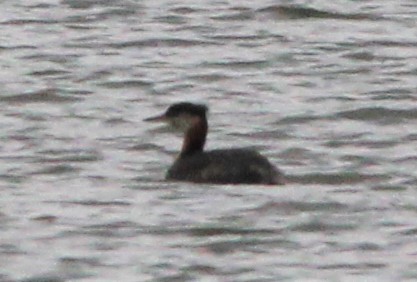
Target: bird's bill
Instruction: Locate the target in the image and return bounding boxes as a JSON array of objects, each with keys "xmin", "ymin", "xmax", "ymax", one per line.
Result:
[{"xmin": 143, "ymin": 113, "xmax": 167, "ymax": 122}]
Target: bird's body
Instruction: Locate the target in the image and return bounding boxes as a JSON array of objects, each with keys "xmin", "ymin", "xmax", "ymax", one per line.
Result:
[
  {"xmin": 167, "ymin": 148, "xmax": 282, "ymax": 184},
  {"xmin": 144, "ymin": 102, "xmax": 284, "ymax": 185}
]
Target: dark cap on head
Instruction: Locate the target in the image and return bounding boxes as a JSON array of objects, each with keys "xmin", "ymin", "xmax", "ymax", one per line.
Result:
[
  {"xmin": 166, "ymin": 102, "xmax": 208, "ymax": 118},
  {"xmin": 144, "ymin": 102, "xmax": 208, "ymax": 122}
]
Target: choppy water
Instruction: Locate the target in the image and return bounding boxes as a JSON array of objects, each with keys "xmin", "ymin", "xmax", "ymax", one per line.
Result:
[{"xmin": 1, "ymin": 0, "xmax": 417, "ymax": 281}]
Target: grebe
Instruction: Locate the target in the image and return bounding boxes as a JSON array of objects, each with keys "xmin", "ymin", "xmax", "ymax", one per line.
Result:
[{"xmin": 144, "ymin": 102, "xmax": 284, "ymax": 185}]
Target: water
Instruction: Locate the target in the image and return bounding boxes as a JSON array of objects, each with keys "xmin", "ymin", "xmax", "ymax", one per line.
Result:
[{"xmin": 1, "ymin": 0, "xmax": 417, "ymax": 281}]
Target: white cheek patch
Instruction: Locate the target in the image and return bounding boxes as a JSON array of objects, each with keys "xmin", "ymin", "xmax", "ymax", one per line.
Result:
[{"xmin": 170, "ymin": 117, "xmax": 192, "ymax": 132}]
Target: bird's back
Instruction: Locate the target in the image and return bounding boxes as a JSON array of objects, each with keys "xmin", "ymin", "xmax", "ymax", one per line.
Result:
[{"xmin": 166, "ymin": 148, "xmax": 284, "ymax": 185}]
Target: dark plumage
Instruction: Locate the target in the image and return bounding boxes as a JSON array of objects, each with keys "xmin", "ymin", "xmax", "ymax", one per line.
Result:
[
  {"xmin": 165, "ymin": 102, "xmax": 207, "ymax": 119},
  {"xmin": 144, "ymin": 102, "xmax": 284, "ymax": 185},
  {"xmin": 167, "ymin": 149, "xmax": 283, "ymax": 184}
]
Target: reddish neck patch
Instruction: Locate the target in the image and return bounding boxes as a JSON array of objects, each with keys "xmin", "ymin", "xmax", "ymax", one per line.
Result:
[{"xmin": 180, "ymin": 116, "xmax": 207, "ymax": 156}]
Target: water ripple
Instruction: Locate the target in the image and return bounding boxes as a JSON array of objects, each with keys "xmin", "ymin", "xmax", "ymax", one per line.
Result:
[
  {"xmin": 0, "ymin": 88, "xmax": 81, "ymax": 104},
  {"xmin": 107, "ymin": 38, "xmax": 222, "ymax": 49},
  {"xmin": 1, "ymin": 0, "xmax": 417, "ymax": 281},
  {"xmin": 257, "ymin": 5, "xmax": 380, "ymax": 20},
  {"xmin": 337, "ymin": 107, "xmax": 417, "ymax": 122},
  {"xmin": 290, "ymin": 172, "xmax": 389, "ymax": 185}
]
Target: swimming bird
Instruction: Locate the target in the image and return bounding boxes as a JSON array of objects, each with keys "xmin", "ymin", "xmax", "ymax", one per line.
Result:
[{"xmin": 144, "ymin": 102, "xmax": 284, "ymax": 185}]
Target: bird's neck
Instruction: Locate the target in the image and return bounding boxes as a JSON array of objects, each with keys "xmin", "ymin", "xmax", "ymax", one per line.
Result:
[{"xmin": 180, "ymin": 117, "xmax": 207, "ymax": 156}]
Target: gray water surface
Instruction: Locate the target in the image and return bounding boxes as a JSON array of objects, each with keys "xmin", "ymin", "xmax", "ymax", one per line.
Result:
[{"xmin": 1, "ymin": 0, "xmax": 417, "ymax": 281}]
